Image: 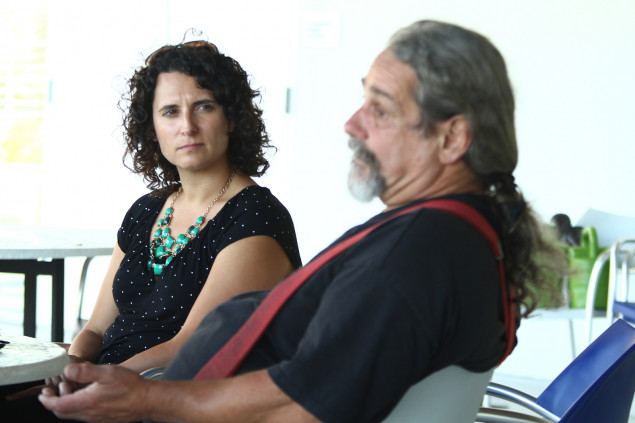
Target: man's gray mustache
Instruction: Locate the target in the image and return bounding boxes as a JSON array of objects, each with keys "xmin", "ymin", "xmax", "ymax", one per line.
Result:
[{"xmin": 348, "ymin": 137, "xmax": 378, "ymax": 166}]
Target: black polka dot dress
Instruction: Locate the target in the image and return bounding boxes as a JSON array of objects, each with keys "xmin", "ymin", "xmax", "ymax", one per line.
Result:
[{"xmin": 97, "ymin": 186, "xmax": 301, "ymax": 364}]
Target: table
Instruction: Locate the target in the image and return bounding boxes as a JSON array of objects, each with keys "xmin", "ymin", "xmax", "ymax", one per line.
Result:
[
  {"xmin": 0, "ymin": 334, "xmax": 70, "ymax": 385},
  {"xmin": 0, "ymin": 226, "xmax": 114, "ymax": 342}
]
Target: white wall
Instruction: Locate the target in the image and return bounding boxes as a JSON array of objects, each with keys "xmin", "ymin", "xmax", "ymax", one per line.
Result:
[
  {"xmin": 22, "ymin": 0, "xmax": 634, "ymax": 262},
  {"xmin": 289, "ymin": 0, "xmax": 635, "ymax": 259}
]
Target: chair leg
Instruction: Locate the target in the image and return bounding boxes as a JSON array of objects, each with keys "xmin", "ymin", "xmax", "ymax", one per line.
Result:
[{"xmin": 73, "ymin": 257, "xmax": 95, "ymax": 338}]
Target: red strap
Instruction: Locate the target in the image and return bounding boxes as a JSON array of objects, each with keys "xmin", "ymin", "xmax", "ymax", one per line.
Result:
[{"xmin": 194, "ymin": 199, "xmax": 515, "ymax": 380}]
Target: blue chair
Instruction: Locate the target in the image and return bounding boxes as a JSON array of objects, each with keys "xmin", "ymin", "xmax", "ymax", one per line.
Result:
[
  {"xmin": 476, "ymin": 319, "xmax": 635, "ymax": 423},
  {"xmin": 614, "ymin": 301, "xmax": 635, "ymax": 324}
]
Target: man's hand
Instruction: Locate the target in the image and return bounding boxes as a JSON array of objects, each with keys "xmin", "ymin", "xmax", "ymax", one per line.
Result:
[
  {"xmin": 38, "ymin": 363, "xmax": 151, "ymax": 423},
  {"xmin": 40, "ymin": 364, "xmax": 319, "ymax": 423}
]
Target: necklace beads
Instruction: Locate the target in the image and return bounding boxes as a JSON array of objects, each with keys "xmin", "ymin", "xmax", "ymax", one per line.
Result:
[{"xmin": 148, "ymin": 171, "xmax": 235, "ymax": 275}]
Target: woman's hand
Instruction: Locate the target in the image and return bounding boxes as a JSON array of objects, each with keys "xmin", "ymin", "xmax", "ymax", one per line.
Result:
[{"xmin": 45, "ymin": 354, "xmax": 89, "ymax": 392}]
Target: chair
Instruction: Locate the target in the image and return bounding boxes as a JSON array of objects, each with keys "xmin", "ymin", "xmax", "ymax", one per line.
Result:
[
  {"xmin": 607, "ymin": 239, "xmax": 635, "ymax": 324},
  {"xmin": 382, "ymin": 366, "xmax": 494, "ymax": 422},
  {"xmin": 73, "ymin": 256, "xmax": 100, "ymax": 338},
  {"xmin": 476, "ymin": 319, "xmax": 635, "ymax": 423},
  {"xmin": 585, "ymin": 239, "xmax": 635, "ymax": 345},
  {"xmin": 140, "ymin": 366, "xmax": 166, "ymax": 380},
  {"xmin": 142, "ymin": 365, "xmax": 494, "ymax": 422}
]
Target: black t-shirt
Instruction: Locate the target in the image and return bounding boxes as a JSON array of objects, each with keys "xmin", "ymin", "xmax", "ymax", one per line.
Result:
[
  {"xmin": 162, "ymin": 194, "xmax": 511, "ymax": 423},
  {"xmin": 98, "ymin": 186, "xmax": 301, "ymax": 364}
]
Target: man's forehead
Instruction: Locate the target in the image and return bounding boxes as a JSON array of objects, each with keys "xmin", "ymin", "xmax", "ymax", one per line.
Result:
[
  {"xmin": 362, "ymin": 51, "xmax": 417, "ymax": 105},
  {"xmin": 361, "ymin": 77, "xmax": 397, "ymax": 103}
]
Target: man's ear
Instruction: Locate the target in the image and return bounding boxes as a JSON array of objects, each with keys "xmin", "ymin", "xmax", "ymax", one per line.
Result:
[{"xmin": 437, "ymin": 114, "xmax": 472, "ymax": 164}]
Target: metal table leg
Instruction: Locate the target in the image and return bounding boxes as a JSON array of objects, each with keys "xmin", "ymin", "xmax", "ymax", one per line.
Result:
[
  {"xmin": 23, "ymin": 270, "xmax": 37, "ymax": 337},
  {"xmin": 51, "ymin": 259, "xmax": 65, "ymax": 342}
]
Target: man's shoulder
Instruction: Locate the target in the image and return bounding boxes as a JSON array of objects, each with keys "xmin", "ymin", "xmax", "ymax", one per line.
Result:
[
  {"xmin": 369, "ymin": 194, "xmax": 494, "ymax": 241},
  {"xmin": 343, "ymin": 194, "xmax": 497, "ymax": 272}
]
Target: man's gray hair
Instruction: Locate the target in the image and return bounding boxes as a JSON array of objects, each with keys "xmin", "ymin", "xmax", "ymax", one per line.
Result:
[
  {"xmin": 387, "ymin": 20, "xmax": 517, "ymax": 177},
  {"xmin": 387, "ymin": 21, "xmax": 567, "ymax": 317}
]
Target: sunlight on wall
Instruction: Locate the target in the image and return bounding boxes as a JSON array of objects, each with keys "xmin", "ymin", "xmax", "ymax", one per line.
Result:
[
  {"xmin": 3, "ymin": 0, "xmax": 635, "ymax": 243},
  {"xmin": 0, "ymin": 3, "xmax": 48, "ymax": 225},
  {"xmin": 0, "ymin": 4, "xmax": 47, "ymax": 165}
]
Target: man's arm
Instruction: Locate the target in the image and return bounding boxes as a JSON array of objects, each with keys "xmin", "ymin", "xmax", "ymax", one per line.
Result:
[{"xmin": 39, "ymin": 363, "xmax": 319, "ymax": 423}]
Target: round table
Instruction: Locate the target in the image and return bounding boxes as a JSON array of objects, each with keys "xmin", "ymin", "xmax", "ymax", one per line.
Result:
[{"xmin": 0, "ymin": 334, "xmax": 70, "ymax": 386}]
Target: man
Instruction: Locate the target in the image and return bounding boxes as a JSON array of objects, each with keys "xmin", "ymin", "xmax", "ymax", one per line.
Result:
[{"xmin": 40, "ymin": 20, "xmax": 560, "ymax": 423}]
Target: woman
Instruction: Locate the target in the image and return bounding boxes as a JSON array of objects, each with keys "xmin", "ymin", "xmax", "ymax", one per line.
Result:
[
  {"xmin": 3, "ymin": 42, "xmax": 300, "ymax": 416},
  {"xmin": 68, "ymin": 40, "xmax": 301, "ymax": 372},
  {"xmin": 5, "ymin": 41, "xmax": 301, "ymax": 420}
]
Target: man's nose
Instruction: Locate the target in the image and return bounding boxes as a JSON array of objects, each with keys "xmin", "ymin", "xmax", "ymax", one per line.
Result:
[{"xmin": 344, "ymin": 108, "xmax": 367, "ymax": 140}]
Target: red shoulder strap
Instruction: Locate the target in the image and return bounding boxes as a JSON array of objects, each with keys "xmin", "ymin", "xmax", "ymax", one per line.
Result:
[
  {"xmin": 194, "ymin": 199, "xmax": 514, "ymax": 380},
  {"xmin": 418, "ymin": 200, "xmax": 515, "ymax": 364}
]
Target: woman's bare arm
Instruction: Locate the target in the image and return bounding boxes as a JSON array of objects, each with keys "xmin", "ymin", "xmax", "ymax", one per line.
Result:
[
  {"xmin": 68, "ymin": 245, "xmax": 124, "ymax": 363},
  {"xmin": 120, "ymin": 235, "xmax": 294, "ymax": 373}
]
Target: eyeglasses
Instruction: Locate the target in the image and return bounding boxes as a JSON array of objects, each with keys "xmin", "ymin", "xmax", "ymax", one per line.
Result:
[{"xmin": 145, "ymin": 40, "xmax": 219, "ymax": 66}]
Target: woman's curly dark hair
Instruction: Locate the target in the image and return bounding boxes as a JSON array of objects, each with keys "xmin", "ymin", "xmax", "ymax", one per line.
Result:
[{"xmin": 120, "ymin": 41, "xmax": 273, "ymax": 195}]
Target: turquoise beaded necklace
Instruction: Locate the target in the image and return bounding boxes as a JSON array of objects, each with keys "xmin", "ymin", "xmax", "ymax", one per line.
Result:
[{"xmin": 147, "ymin": 171, "xmax": 235, "ymax": 276}]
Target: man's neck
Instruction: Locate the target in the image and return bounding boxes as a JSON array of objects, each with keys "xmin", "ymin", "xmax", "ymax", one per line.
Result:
[{"xmin": 381, "ymin": 163, "xmax": 482, "ymax": 211}]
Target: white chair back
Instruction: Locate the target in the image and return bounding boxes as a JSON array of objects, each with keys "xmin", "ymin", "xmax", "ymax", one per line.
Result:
[
  {"xmin": 382, "ymin": 365, "xmax": 494, "ymax": 422},
  {"xmin": 143, "ymin": 364, "xmax": 494, "ymax": 422}
]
